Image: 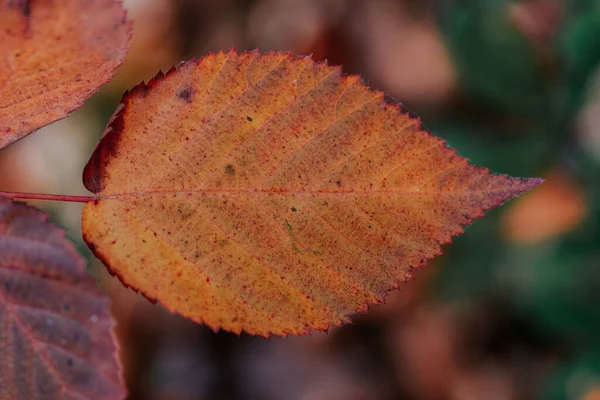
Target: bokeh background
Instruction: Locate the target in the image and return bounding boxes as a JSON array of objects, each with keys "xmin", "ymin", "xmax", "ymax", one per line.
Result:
[{"xmin": 1, "ymin": 0, "xmax": 600, "ymax": 398}]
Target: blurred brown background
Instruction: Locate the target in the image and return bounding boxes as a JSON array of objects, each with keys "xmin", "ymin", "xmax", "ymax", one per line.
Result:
[{"xmin": 1, "ymin": 0, "xmax": 600, "ymax": 399}]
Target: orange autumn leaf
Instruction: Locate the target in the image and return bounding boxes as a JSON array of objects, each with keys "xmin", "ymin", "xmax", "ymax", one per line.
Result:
[
  {"xmin": 82, "ymin": 51, "xmax": 541, "ymax": 337},
  {"xmin": 0, "ymin": 0, "xmax": 130, "ymax": 149},
  {"xmin": 0, "ymin": 198, "xmax": 125, "ymax": 399}
]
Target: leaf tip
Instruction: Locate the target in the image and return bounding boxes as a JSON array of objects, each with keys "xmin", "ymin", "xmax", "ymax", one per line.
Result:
[{"xmin": 505, "ymin": 176, "xmax": 545, "ymax": 200}]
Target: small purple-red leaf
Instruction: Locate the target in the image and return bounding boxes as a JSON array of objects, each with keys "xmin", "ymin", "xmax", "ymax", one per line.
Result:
[{"xmin": 0, "ymin": 197, "xmax": 125, "ymax": 399}]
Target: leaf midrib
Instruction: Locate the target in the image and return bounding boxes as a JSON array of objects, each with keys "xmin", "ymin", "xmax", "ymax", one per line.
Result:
[{"xmin": 96, "ymin": 188, "xmax": 493, "ymax": 199}]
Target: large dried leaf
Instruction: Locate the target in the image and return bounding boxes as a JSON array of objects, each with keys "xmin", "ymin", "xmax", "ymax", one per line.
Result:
[
  {"xmin": 0, "ymin": 0, "xmax": 130, "ymax": 149},
  {"xmin": 82, "ymin": 51, "xmax": 541, "ymax": 337},
  {"xmin": 0, "ymin": 198, "xmax": 125, "ymax": 399}
]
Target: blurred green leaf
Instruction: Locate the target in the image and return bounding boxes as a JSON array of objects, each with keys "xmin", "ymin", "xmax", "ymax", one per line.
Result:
[
  {"xmin": 559, "ymin": 9, "xmax": 600, "ymax": 112},
  {"xmin": 429, "ymin": 118, "xmax": 557, "ymax": 177},
  {"xmin": 502, "ymin": 191, "xmax": 600, "ymax": 343},
  {"xmin": 440, "ymin": 0, "xmax": 546, "ymax": 116},
  {"xmin": 434, "ymin": 208, "xmax": 507, "ymax": 301},
  {"xmin": 544, "ymin": 352, "xmax": 600, "ymax": 400}
]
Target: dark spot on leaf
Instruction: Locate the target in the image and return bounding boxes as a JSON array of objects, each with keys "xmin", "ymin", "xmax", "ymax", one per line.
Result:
[
  {"xmin": 291, "ymin": 207, "xmax": 297, "ymax": 212},
  {"xmin": 15, "ymin": 0, "xmax": 32, "ymax": 17},
  {"xmin": 247, "ymin": 116, "xmax": 253, "ymax": 121},
  {"xmin": 177, "ymin": 87, "xmax": 193, "ymax": 103},
  {"xmin": 336, "ymin": 180, "xmax": 342, "ymax": 187},
  {"xmin": 225, "ymin": 164, "xmax": 235, "ymax": 176}
]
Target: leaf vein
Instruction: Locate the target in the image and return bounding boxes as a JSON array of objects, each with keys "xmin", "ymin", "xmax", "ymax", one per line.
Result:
[
  {"xmin": 118, "ymin": 198, "xmax": 284, "ymax": 326},
  {"xmin": 380, "ymin": 141, "xmax": 444, "ymax": 183},
  {"xmin": 256, "ymin": 96, "xmax": 379, "ymax": 189},
  {"xmin": 193, "ymin": 67, "xmax": 339, "ymax": 191},
  {"xmin": 301, "ymin": 200, "xmax": 387, "ymax": 289},
  {"xmin": 0, "ymin": 290, "xmax": 97, "ymax": 399},
  {"xmin": 185, "ymin": 194, "xmax": 332, "ymax": 317}
]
